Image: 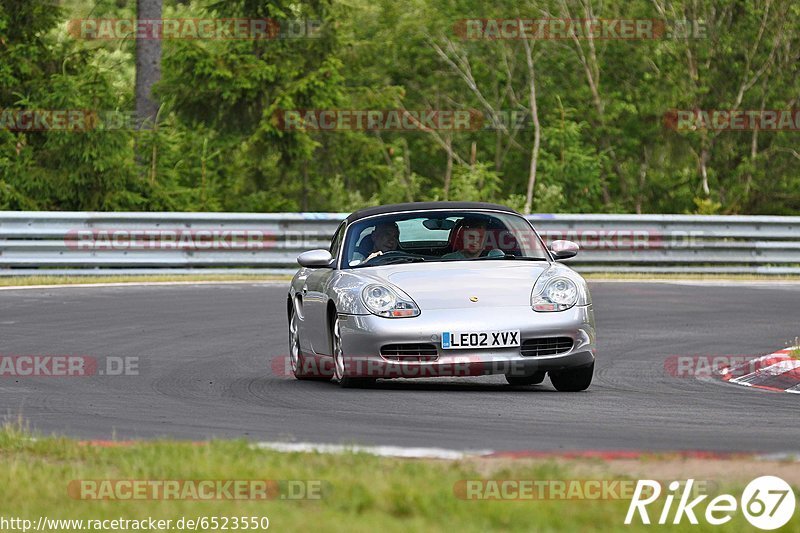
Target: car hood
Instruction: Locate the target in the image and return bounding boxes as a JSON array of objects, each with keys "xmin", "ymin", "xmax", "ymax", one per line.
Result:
[{"xmin": 355, "ymin": 261, "xmax": 551, "ymax": 310}]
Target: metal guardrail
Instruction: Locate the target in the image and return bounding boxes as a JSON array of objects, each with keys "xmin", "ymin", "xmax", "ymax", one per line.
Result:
[{"xmin": 1, "ymin": 211, "xmax": 799, "ymax": 275}]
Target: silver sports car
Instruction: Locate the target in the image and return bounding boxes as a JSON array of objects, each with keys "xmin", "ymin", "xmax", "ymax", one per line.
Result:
[{"xmin": 287, "ymin": 201, "xmax": 596, "ymax": 390}]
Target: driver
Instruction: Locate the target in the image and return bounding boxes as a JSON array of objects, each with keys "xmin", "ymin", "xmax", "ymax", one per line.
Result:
[{"xmin": 352, "ymin": 221, "xmax": 400, "ymax": 263}]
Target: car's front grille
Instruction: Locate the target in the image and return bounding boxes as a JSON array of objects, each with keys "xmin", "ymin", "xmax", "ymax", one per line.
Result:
[
  {"xmin": 520, "ymin": 337, "xmax": 573, "ymax": 357},
  {"xmin": 380, "ymin": 343, "xmax": 439, "ymax": 362}
]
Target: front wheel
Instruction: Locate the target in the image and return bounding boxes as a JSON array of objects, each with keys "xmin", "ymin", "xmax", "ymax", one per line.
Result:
[
  {"xmin": 331, "ymin": 315, "xmax": 374, "ymax": 388},
  {"xmin": 549, "ymin": 362, "xmax": 594, "ymax": 392}
]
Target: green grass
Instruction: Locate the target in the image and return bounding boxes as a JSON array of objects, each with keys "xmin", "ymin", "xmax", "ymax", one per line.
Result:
[
  {"xmin": 790, "ymin": 338, "xmax": 800, "ymax": 360},
  {"xmin": 0, "ymin": 426, "xmax": 796, "ymax": 532}
]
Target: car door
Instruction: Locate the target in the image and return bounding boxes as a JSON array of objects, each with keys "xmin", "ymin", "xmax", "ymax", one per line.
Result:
[{"xmin": 301, "ymin": 222, "xmax": 345, "ymax": 355}]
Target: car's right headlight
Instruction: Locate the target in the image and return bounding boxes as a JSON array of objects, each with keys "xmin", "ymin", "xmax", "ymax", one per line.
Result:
[
  {"xmin": 362, "ymin": 284, "xmax": 420, "ymax": 318},
  {"xmin": 531, "ymin": 268, "xmax": 589, "ymax": 312}
]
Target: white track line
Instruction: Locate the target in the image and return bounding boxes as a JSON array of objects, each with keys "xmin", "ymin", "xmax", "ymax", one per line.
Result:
[
  {"xmin": 253, "ymin": 441, "xmax": 492, "ymax": 460},
  {"xmin": 251, "ymin": 442, "xmax": 800, "ymax": 461}
]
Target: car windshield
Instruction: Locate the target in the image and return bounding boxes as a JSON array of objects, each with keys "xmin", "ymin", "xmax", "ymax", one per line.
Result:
[{"xmin": 342, "ymin": 211, "xmax": 550, "ymax": 268}]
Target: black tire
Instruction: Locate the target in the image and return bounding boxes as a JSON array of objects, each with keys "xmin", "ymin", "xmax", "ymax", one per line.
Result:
[
  {"xmin": 505, "ymin": 372, "xmax": 546, "ymax": 386},
  {"xmin": 549, "ymin": 362, "xmax": 594, "ymax": 392}
]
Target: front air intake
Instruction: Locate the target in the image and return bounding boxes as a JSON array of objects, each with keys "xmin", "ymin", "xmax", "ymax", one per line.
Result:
[
  {"xmin": 380, "ymin": 343, "xmax": 438, "ymax": 362},
  {"xmin": 520, "ymin": 337, "xmax": 573, "ymax": 357}
]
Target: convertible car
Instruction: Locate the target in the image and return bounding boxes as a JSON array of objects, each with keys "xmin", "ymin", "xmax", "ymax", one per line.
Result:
[{"xmin": 287, "ymin": 201, "xmax": 596, "ymax": 390}]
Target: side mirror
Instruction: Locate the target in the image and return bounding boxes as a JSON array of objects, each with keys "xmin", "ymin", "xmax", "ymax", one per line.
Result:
[
  {"xmin": 297, "ymin": 249, "xmax": 334, "ymax": 268},
  {"xmin": 549, "ymin": 240, "xmax": 579, "ymax": 260}
]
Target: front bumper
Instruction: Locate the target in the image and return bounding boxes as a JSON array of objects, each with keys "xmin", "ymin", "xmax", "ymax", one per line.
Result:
[{"xmin": 336, "ymin": 305, "xmax": 596, "ymax": 379}]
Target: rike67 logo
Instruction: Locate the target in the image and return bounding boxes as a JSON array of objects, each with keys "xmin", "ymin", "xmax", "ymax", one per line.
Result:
[{"xmin": 625, "ymin": 476, "xmax": 796, "ymax": 530}]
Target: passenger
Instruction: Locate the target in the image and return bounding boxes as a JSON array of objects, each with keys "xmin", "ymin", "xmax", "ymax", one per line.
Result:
[{"xmin": 442, "ymin": 218, "xmax": 504, "ymax": 260}]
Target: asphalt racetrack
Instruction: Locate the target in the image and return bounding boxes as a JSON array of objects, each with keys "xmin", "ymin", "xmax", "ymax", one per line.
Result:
[{"xmin": 1, "ymin": 281, "xmax": 798, "ymax": 452}]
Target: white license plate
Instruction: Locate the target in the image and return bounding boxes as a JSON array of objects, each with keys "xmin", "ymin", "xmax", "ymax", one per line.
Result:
[{"xmin": 441, "ymin": 330, "xmax": 520, "ymax": 350}]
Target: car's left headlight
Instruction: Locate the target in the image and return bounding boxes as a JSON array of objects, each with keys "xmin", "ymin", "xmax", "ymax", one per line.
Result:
[
  {"xmin": 362, "ymin": 284, "xmax": 420, "ymax": 318},
  {"xmin": 531, "ymin": 268, "xmax": 589, "ymax": 312}
]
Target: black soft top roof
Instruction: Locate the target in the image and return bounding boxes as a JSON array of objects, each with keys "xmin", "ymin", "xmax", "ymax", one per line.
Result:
[{"xmin": 345, "ymin": 201, "xmax": 519, "ymax": 224}]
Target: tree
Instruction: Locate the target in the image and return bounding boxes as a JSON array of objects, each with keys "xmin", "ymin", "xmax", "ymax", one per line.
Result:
[{"xmin": 135, "ymin": 0, "xmax": 162, "ymax": 129}]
